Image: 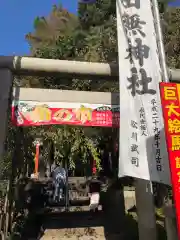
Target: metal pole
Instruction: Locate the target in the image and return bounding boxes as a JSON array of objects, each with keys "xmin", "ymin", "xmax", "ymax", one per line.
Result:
[
  {"xmin": 151, "ymin": 0, "xmax": 169, "ymax": 82},
  {"xmin": 151, "ymin": 0, "xmax": 177, "ymax": 239}
]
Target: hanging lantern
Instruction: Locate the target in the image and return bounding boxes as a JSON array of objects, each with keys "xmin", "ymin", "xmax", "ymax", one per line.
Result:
[
  {"xmin": 33, "ymin": 138, "xmax": 43, "ymax": 176},
  {"xmin": 92, "ymin": 159, "xmax": 97, "ymax": 175}
]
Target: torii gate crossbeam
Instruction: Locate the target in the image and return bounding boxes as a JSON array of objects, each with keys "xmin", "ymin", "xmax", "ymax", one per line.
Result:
[{"xmin": 1, "ymin": 56, "xmax": 180, "ymax": 81}]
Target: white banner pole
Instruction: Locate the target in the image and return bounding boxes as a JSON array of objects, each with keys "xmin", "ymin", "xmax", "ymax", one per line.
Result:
[
  {"xmin": 134, "ymin": 179, "xmax": 157, "ymax": 239},
  {"xmin": 135, "ymin": 0, "xmax": 169, "ymax": 238},
  {"xmin": 116, "ymin": 0, "xmax": 168, "ymax": 238}
]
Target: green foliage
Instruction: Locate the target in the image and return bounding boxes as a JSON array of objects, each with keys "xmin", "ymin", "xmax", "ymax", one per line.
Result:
[
  {"xmin": 163, "ymin": 7, "xmax": 180, "ymax": 68},
  {"xmin": 78, "ymin": 0, "xmax": 115, "ymax": 30},
  {"xmin": 30, "ymin": 125, "xmax": 101, "ymax": 172}
]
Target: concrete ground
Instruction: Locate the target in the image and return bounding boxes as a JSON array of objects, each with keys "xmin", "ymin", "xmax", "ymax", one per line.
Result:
[{"xmin": 39, "ymin": 189, "xmax": 138, "ymax": 240}]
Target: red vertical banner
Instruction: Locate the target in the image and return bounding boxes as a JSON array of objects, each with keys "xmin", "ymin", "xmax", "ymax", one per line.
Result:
[
  {"xmin": 35, "ymin": 144, "xmax": 40, "ymax": 175},
  {"xmin": 160, "ymin": 82, "xmax": 180, "ymax": 237}
]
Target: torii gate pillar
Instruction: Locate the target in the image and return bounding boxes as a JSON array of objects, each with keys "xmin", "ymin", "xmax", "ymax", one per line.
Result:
[{"xmin": 0, "ymin": 69, "xmax": 13, "ymax": 162}]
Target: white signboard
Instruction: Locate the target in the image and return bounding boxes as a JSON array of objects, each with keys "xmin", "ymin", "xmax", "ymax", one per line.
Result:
[{"xmin": 117, "ymin": 0, "xmax": 170, "ymax": 184}]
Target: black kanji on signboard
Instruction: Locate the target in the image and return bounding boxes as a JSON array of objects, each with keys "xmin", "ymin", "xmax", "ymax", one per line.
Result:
[
  {"xmin": 122, "ymin": 14, "xmax": 146, "ymax": 37},
  {"xmin": 127, "ymin": 67, "xmax": 156, "ymax": 97},
  {"xmin": 131, "ymin": 157, "xmax": 139, "ymax": 166},
  {"xmin": 131, "ymin": 120, "xmax": 138, "ymax": 129},
  {"xmin": 127, "ymin": 67, "xmax": 139, "ymax": 96},
  {"xmin": 126, "ymin": 38, "xmax": 150, "ymax": 66},
  {"xmin": 137, "ymin": 68, "xmax": 156, "ymax": 95},
  {"xmin": 131, "ymin": 144, "xmax": 139, "ymax": 153}
]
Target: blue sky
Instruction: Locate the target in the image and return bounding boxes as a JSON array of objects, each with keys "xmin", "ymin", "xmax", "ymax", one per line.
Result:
[
  {"xmin": 169, "ymin": 0, "xmax": 180, "ymax": 6},
  {"xmin": 0, "ymin": 0, "xmax": 179, "ymax": 56},
  {"xmin": 0, "ymin": 0, "xmax": 78, "ymax": 56}
]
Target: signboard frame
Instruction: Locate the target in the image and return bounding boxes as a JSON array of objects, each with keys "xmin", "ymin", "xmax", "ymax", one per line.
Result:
[{"xmin": 160, "ymin": 82, "xmax": 180, "ymax": 237}]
